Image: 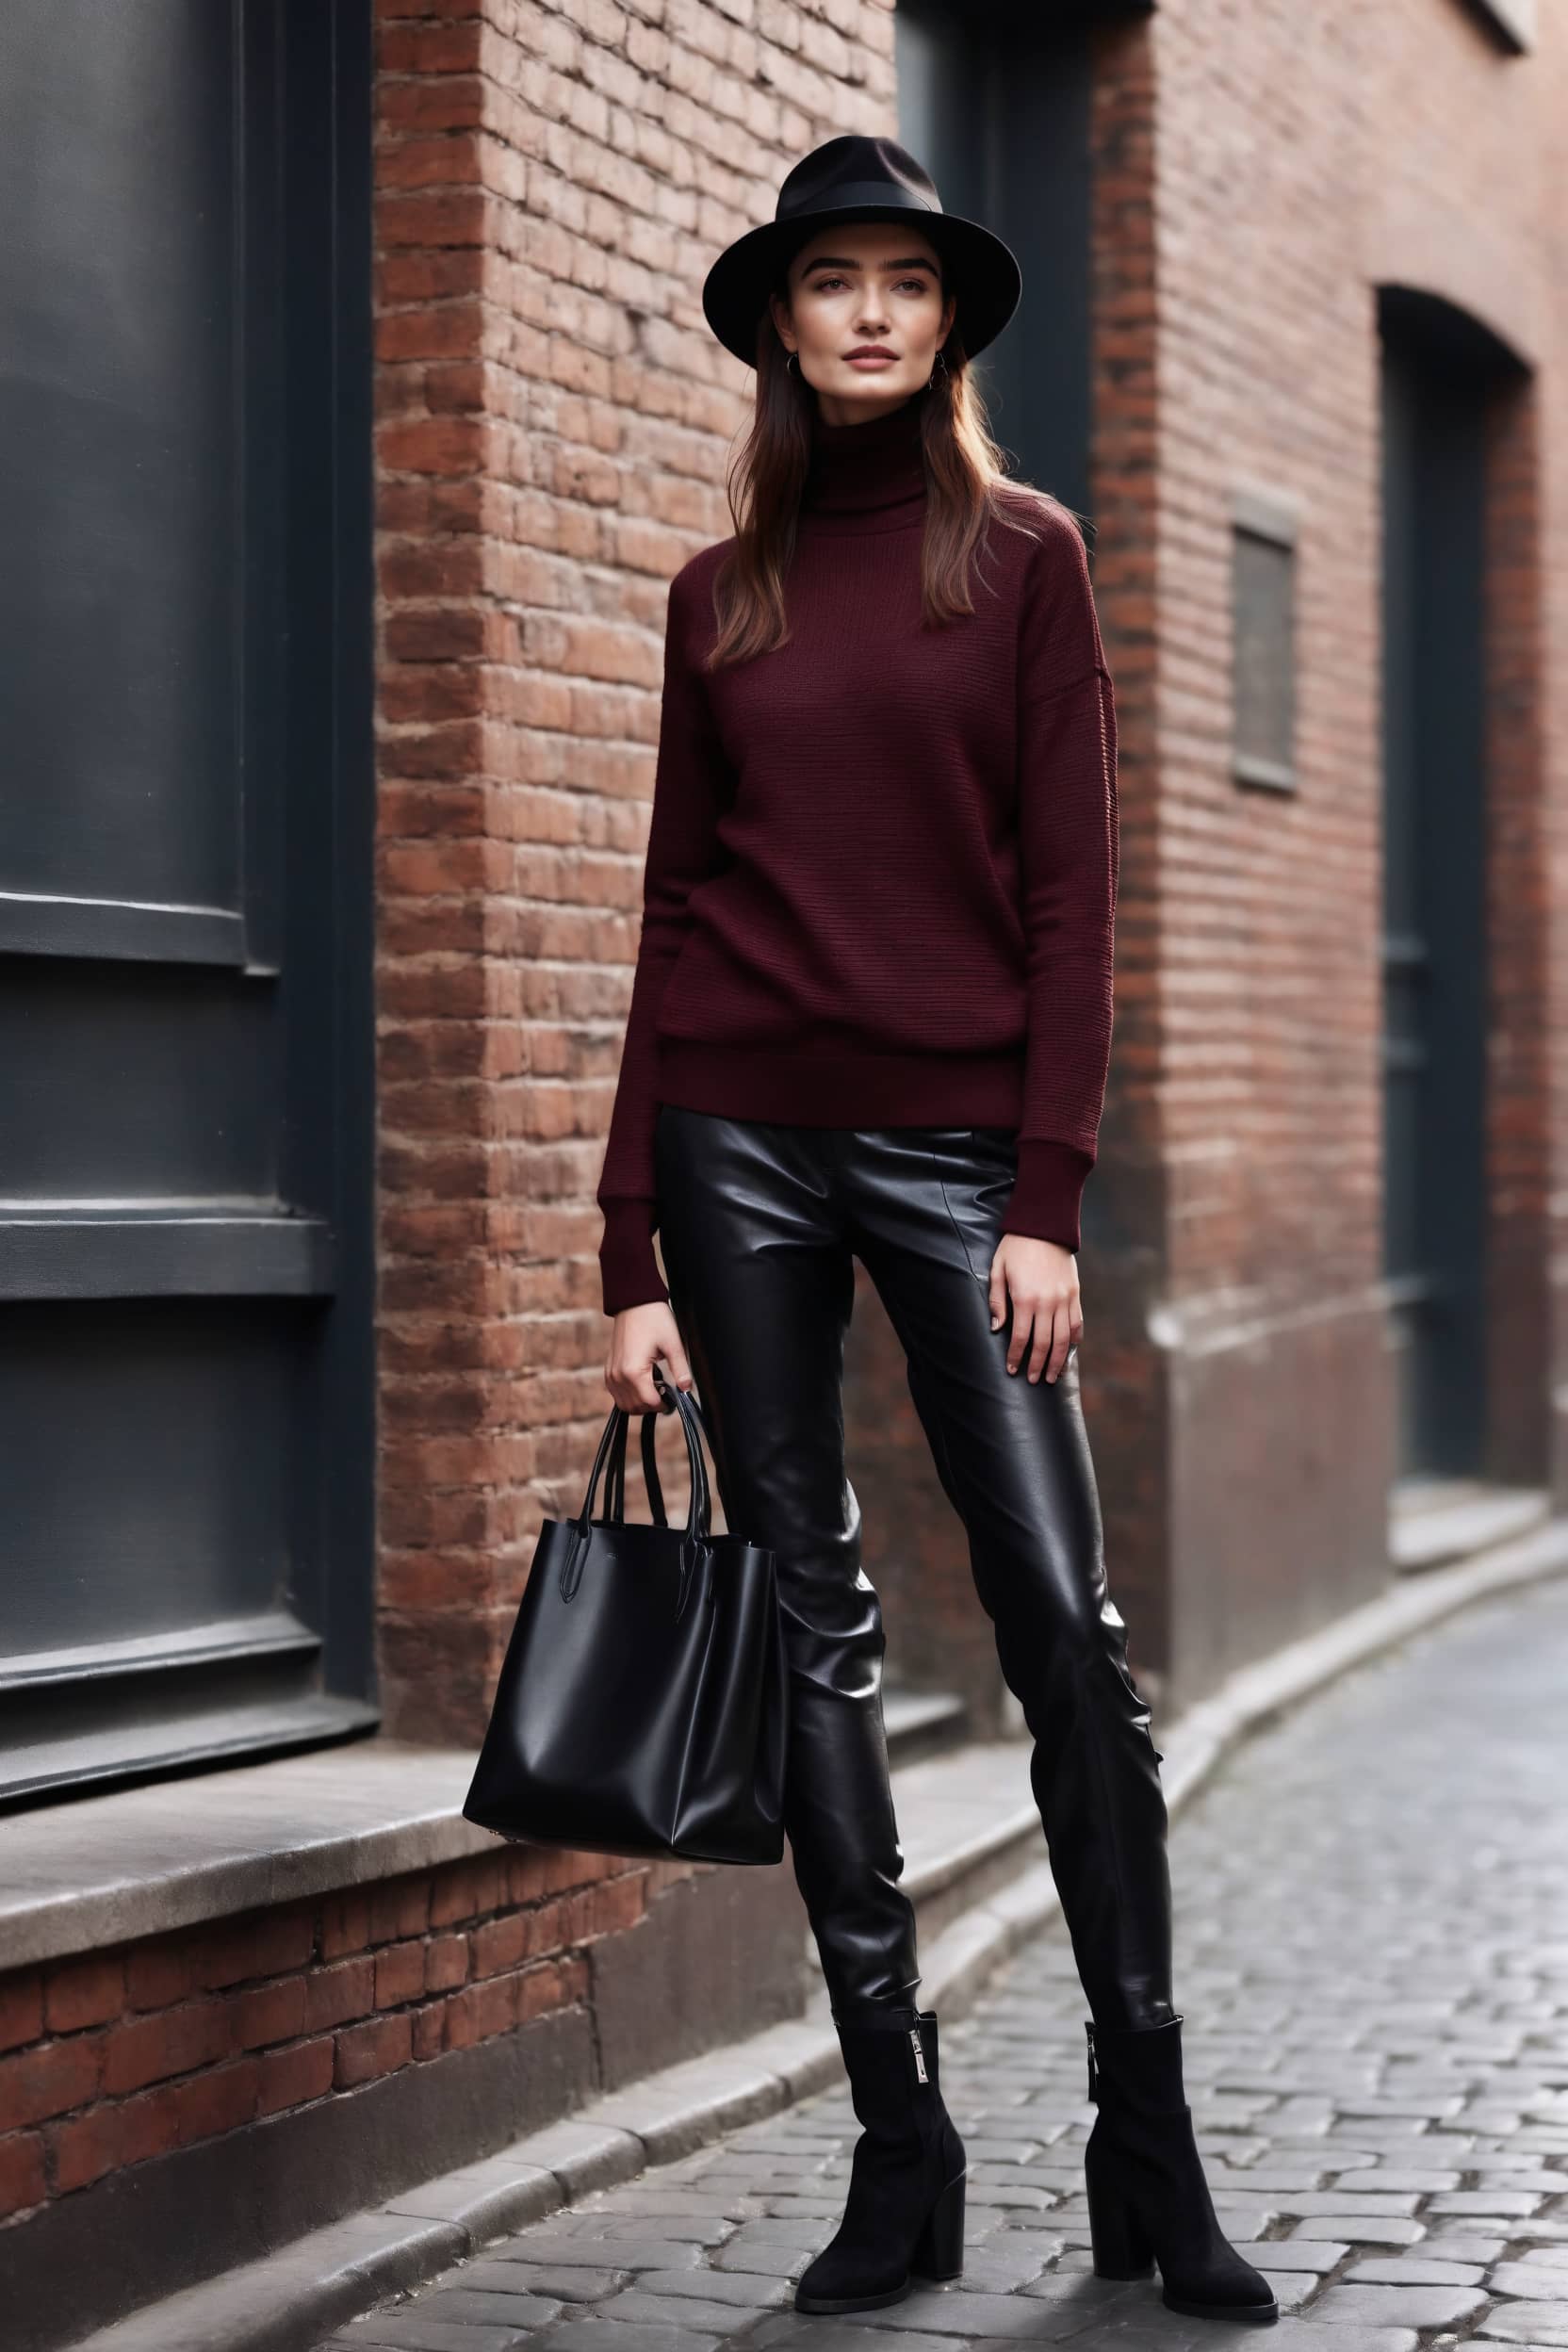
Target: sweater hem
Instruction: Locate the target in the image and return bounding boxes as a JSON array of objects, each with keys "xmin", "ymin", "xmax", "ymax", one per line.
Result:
[{"xmin": 656, "ymin": 1038, "xmax": 1026, "ymax": 1128}]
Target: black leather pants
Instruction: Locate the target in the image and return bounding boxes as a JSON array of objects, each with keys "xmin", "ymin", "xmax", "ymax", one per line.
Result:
[{"xmin": 652, "ymin": 1106, "xmax": 1175, "ymax": 2034}]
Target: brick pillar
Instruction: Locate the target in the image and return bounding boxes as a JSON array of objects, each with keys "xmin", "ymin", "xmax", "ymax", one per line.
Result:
[{"xmin": 368, "ymin": 0, "xmax": 902, "ymax": 1739}]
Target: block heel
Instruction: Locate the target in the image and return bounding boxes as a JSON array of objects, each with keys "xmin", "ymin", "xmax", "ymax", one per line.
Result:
[
  {"xmin": 909, "ymin": 2167, "xmax": 967, "ymax": 2281},
  {"xmin": 1085, "ymin": 2141, "xmax": 1155, "ymax": 2278}
]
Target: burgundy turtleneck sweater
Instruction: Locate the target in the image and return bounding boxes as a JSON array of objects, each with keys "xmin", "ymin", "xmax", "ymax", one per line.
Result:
[{"xmin": 596, "ymin": 391, "xmax": 1119, "ymax": 1316}]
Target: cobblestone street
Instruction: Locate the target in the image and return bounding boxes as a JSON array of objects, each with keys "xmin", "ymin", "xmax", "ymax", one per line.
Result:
[{"xmin": 321, "ymin": 1576, "xmax": 1568, "ymax": 2352}]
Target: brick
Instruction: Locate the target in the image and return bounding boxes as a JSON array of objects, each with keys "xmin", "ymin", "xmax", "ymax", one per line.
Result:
[
  {"xmin": 424, "ymin": 1934, "xmax": 470, "ymax": 1994},
  {"xmin": 43, "ymin": 1955, "xmax": 125, "ymax": 2035},
  {"xmin": 470, "ymin": 1912, "xmax": 530, "ymax": 1981},
  {"xmin": 0, "ymin": 1975, "xmax": 42, "ymax": 2053},
  {"xmin": 518, "ymin": 1960, "xmax": 580, "ymax": 2022},
  {"xmin": 102, "ymin": 1999, "xmax": 232, "ymax": 2097},
  {"xmin": 335, "ymin": 2013, "xmax": 414, "ymax": 2090},
  {"xmin": 197, "ymin": 1912, "xmax": 315, "ymax": 1992},
  {"xmin": 256, "ymin": 2037, "xmax": 335, "ymax": 2119},
  {"xmin": 320, "ymin": 1893, "xmax": 372, "ymax": 1960},
  {"xmin": 48, "ymin": 2102, "xmax": 159, "ymax": 2196},
  {"xmin": 0, "ymin": 2035, "xmax": 103, "ymax": 2132},
  {"xmin": 165, "ymin": 2059, "xmax": 262, "ymax": 2148},
  {"xmin": 430, "ymin": 1856, "xmax": 508, "ymax": 1928},
  {"xmin": 124, "ymin": 1936, "xmax": 197, "ymax": 2014},
  {"xmin": 0, "ymin": 2131, "xmax": 46, "ymax": 2219},
  {"xmin": 444, "ymin": 1975, "xmax": 517, "ymax": 2051},
  {"xmin": 303, "ymin": 1959, "xmax": 376, "ymax": 2034},
  {"xmin": 234, "ymin": 1978, "xmax": 309, "ymax": 2051},
  {"xmin": 564, "ymin": 1874, "xmax": 645, "ymax": 1944},
  {"xmin": 375, "ymin": 1940, "xmax": 429, "ymax": 2010},
  {"xmin": 411, "ymin": 2002, "xmax": 448, "ymax": 2063},
  {"xmin": 368, "ymin": 1881, "xmax": 433, "ymax": 1948}
]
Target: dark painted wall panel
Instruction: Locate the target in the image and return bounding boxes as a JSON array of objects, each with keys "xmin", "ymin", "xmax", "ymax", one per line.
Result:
[
  {"xmin": 0, "ymin": 1299, "xmax": 303, "ymax": 1656},
  {"xmin": 0, "ymin": 965, "xmax": 279, "ymax": 1199},
  {"xmin": 0, "ymin": 1, "xmax": 240, "ymax": 910}
]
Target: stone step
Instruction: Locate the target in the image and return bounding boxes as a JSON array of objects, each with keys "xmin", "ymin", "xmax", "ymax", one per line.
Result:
[
  {"xmin": 1389, "ymin": 1477, "xmax": 1550, "ymax": 1574},
  {"xmin": 879, "ymin": 1683, "xmax": 970, "ymax": 1767}
]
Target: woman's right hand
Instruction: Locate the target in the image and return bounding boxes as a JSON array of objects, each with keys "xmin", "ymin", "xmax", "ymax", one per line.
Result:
[{"xmin": 605, "ymin": 1299, "xmax": 694, "ymax": 1415}]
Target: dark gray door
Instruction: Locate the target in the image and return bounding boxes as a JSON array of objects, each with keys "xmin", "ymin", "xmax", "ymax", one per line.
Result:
[
  {"xmin": 895, "ymin": 0, "xmax": 1100, "ymax": 519},
  {"xmin": 1379, "ymin": 291, "xmax": 1496, "ymax": 1478},
  {"xmin": 0, "ymin": 0, "xmax": 376, "ymax": 1801}
]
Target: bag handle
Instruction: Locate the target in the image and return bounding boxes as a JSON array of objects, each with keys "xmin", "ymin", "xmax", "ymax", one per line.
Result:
[
  {"xmin": 603, "ymin": 1365, "xmax": 718, "ymax": 1533},
  {"xmin": 604, "ymin": 1408, "xmax": 668, "ymax": 1528},
  {"xmin": 652, "ymin": 1368, "xmax": 715, "ymax": 1567},
  {"xmin": 561, "ymin": 1372, "xmax": 713, "ymax": 1613}
]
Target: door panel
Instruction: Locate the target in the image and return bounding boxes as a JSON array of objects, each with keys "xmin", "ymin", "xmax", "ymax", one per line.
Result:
[
  {"xmin": 896, "ymin": 0, "xmax": 1094, "ymax": 518},
  {"xmin": 1380, "ymin": 295, "xmax": 1492, "ymax": 1477}
]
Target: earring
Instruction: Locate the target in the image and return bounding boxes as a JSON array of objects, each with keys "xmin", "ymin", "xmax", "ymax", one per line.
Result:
[
  {"xmin": 926, "ymin": 350, "xmax": 949, "ymax": 388},
  {"xmin": 786, "ymin": 351, "xmax": 799, "ymax": 375}
]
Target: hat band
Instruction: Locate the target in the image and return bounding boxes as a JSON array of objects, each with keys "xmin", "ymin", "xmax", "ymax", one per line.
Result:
[{"xmin": 779, "ymin": 180, "xmax": 939, "ymax": 221}]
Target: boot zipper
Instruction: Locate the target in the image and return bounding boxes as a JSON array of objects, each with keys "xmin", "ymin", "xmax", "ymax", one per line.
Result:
[
  {"xmin": 1085, "ymin": 2019, "xmax": 1100, "ymax": 2102},
  {"xmin": 910, "ymin": 2025, "xmax": 929, "ymax": 2084}
]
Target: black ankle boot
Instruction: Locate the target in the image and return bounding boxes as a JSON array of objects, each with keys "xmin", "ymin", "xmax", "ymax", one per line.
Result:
[
  {"xmin": 794, "ymin": 2009, "xmax": 967, "ymax": 2314},
  {"xmin": 1085, "ymin": 2017, "xmax": 1278, "ymax": 2324}
]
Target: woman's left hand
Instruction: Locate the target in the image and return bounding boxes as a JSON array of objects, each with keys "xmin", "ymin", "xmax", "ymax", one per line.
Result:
[{"xmin": 987, "ymin": 1234, "xmax": 1082, "ymax": 1384}]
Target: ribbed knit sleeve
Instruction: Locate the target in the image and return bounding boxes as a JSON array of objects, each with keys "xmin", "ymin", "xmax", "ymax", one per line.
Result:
[
  {"xmin": 999, "ymin": 504, "xmax": 1120, "ymax": 1257},
  {"xmin": 596, "ymin": 564, "xmax": 734, "ymax": 1316}
]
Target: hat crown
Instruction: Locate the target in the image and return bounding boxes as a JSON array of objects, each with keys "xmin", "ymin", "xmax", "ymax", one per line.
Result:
[{"xmin": 776, "ymin": 135, "xmax": 942, "ymax": 224}]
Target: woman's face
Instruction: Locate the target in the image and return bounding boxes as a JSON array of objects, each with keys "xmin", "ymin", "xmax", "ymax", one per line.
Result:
[{"xmin": 771, "ymin": 220, "xmax": 956, "ymax": 426}]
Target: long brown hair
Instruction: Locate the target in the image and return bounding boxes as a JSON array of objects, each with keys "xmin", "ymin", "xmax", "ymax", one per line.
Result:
[{"xmin": 703, "ymin": 279, "xmax": 1079, "ymax": 672}]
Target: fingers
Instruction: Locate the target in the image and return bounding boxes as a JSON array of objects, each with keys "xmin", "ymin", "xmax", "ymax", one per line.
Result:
[
  {"xmin": 1043, "ymin": 1298, "xmax": 1075, "ymax": 1385},
  {"xmin": 660, "ymin": 1326, "xmax": 694, "ymax": 1396},
  {"xmin": 627, "ymin": 1364, "xmax": 666, "ymax": 1413},
  {"xmin": 605, "ymin": 1305, "xmax": 694, "ymax": 1415},
  {"xmin": 999, "ymin": 1270, "xmax": 1083, "ymax": 1383}
]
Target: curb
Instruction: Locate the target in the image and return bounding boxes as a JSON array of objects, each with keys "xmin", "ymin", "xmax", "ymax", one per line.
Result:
[{"xmin": 73, "ymin": 1516, "xmax": 1568, "ymax": 2352}]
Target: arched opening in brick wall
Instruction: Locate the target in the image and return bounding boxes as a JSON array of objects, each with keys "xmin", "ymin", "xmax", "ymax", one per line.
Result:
[{"xmin": 1376, "ymin": 286, "xmax": 1544, "ymax": 1492}]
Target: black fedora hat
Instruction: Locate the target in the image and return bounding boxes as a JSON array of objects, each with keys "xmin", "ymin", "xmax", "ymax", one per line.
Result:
[{"xmin": 701, "ymin": 134, "xmax": 1022, "ymax": 369}]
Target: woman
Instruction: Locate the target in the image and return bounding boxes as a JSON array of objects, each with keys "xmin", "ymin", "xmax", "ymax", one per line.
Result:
[{"xmin": 595, "ymin": 134, "xmax": 1276, "ymax": 2328}]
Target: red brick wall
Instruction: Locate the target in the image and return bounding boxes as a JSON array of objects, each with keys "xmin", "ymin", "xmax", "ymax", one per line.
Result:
[
  {"xmin": 0, "ymin": 1846, "xmax": 640, "ymax": 2229},
  {"xmin": 371, "ymin": 0, "xmax": 901, "ymax": 1743}
]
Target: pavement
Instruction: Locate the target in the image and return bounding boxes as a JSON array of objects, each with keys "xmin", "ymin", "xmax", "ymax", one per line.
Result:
[{"xmin": 310, "ymin": 1573, "xmax": 1568, "ymax": 2352}]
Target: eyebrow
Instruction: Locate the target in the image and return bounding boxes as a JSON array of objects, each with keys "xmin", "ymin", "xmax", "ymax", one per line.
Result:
[{"xmin": 799, "ymin": 254, "xmax": 939, "ymax": 274}]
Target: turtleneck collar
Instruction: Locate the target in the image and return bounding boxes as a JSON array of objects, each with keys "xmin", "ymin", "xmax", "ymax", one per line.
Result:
[{"xmin": 800, "ymin": 393, "xmax": 928, "ymax": 528}]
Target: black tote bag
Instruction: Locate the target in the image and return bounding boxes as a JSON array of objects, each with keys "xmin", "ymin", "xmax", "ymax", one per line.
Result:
[{"xmin": 463, "ymin": 1367, "xmax": 788, "ymax": 1865}]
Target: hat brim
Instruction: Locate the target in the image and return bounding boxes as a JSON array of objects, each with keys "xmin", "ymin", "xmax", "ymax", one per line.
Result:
[{"xmin": 701, "ymin": 204, "xmax": 1022, "ymax": 370}]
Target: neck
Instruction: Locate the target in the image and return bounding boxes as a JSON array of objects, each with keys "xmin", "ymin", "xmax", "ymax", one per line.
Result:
[{"xmin": 801, "ymin": 393, "xmax": 928, "ymax": 523}]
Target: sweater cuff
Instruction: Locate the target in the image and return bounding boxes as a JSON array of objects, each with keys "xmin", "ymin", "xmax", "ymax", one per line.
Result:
[
  {"xmin": 999, "ymin": 1140, "xmax": 1094, "ymax": 1255},
  {"xmin": 598, "ymin": 1199, "xmax": 670, "ymax": 1317}
]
